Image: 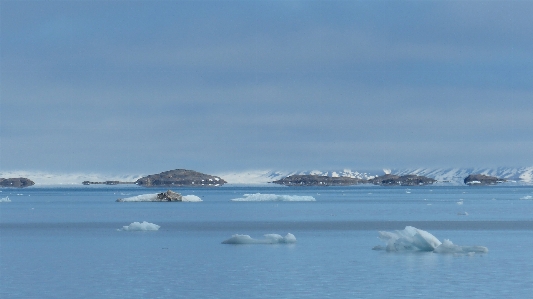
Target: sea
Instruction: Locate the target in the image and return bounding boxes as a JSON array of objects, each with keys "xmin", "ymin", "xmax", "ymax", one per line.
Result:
[{"xmin": 1, "ymin": 185, "xmax": 533, "ymax": 298}]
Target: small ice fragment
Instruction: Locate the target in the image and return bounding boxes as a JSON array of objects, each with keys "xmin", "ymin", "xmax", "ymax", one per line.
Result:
[
  {"xmin": 222, "ymin": 233, "xmax": 296, "ymax": 244},
  {"xmin": 121, "ymin": 221, "xmax": 160, "ymax": 231}
]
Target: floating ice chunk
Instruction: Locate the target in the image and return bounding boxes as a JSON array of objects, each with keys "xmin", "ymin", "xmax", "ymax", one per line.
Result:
[
  {"xmin": 0, "ymin": 196, "xmax": 11, "ymax": 203},
  {"xmin": 121, "ymin": 221, "xmax": 160, "ymax": 231},
  {"xmin": 118, "ymin": 193, "xmax": 158, "ymax": 202},
  {"xmin": 378, "ymin": 226, "xmax": 441, "ymax": 251},
  {"xmin": 374, "ymin": 226, "xmax": 487, "ymax": 254},
  {"xmin": 230, "ymin": 193, "xmax": 316, "ymax": 202},
  {"xmin": 520, "ymin": 195, "xmax": 532, "ymax": 200},
  {"xmin": 457, "ymin": 211, "xmax": 468, "ymax": 216},
  {"xmin": 182, "ymin": 195, "xmax": 202, "ymax": 202},
  {"xmin": 222, "ymin": 233, "xmax": 296, "ymax": 244},
  {"xmin": 433, "ymin": 239, "xmax": 488, "ymax": 254}
]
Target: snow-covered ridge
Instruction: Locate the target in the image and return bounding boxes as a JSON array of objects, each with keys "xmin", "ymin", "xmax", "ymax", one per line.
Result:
[
  {"xmin": 216, "ymin": 169, "xmax": 376, "ymax": 185},
  {"xmin": 392, "ymin": 167, "xmax": 533, "ymax": 185},
  {"xmin": 2, "ymin": 167, "xmax": 533, "ymax": 186},
  {"xmin": 217, "ymin": 167, "xmax": 533, "ymax": 185}
]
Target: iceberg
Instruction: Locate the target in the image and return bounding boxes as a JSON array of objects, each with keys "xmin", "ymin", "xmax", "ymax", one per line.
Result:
[
  {"xmin": 120, "ymin": 221, "xmax": 160, "ymax": 231},
  {"xmin": 0, "ymin": 196, "xmax": 11, "ymax": 203},
  {"xmin": 117, "ymin": 191, "xmax": 202, "ymax": 202},
  {"xmin": 230, "ymin": 193, "xmax": 315, "ymax": 202},
  {"xmin": 222, "ymin": 233, "xmax": 296, "ymax": 244},
  {"xmin": 520, "ymin": 195, "xmax": 532, "ymax": 200},
  {"xmin": 373, "ymin": 226, "xmax": 487, "ymax": 254}
]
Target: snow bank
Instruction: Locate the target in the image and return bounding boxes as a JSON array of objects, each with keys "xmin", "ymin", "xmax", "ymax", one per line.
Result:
[
  {"xmin": 373, "ymin": 226, "xmax": 487, "ymax": 254},
  {"xmin": 0, "ymin": 196, "xmax": 11, "ymax": 203},
  {"xmin": 222, "ymin": 233, "xmax": 296, "ymax": 244},
  {"xmin": 120, "ymin": 221, "xmax": 160, "ymax": 231},
  {"xmin": 230, "ymin": 193, "xmax": 316, "ymax": 202}
]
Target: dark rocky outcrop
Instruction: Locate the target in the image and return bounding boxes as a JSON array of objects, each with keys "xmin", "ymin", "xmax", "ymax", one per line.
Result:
[
  {"xmin": 156, "ymin": 190, "xmax": 183, "ymax": 201},
  {"xmin": 464, "ymin": 174, "xmax": 506, "ymax": 186},
  {"xmin": 135, "ymin": 169, "xmax": 227, "ymax": 187},
  {"xmin": 368, "ymin": 174, "xmax": 436, "ymax": 186},
  {"xmin": 0, "ymin": 177, "xmax": 35, "ymax": 188},
  {"xmin": 272, "ymin": 175, "xmax": 365, "ymax": 186}
]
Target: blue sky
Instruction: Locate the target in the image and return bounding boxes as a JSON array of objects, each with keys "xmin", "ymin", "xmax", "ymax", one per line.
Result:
[{"xmin": 1, "ymin": 0, "xmax": 532, "ymax": 174}]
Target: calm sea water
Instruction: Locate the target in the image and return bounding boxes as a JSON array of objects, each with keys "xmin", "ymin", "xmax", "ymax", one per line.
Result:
[{"xmin": 1, "ymin": 185, "xmax": 533, "ymax": 298}]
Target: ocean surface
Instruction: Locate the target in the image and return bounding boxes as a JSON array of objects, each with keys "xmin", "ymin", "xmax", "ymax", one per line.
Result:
[{"xmin": 1, "ymin": 185, "xmax": 533, "ymax": 298}]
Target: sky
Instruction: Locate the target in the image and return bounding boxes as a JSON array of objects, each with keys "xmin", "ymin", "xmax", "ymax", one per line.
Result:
[{"xmin": 1, "ymin": 0, "xmax": 532, "ymax": 175}]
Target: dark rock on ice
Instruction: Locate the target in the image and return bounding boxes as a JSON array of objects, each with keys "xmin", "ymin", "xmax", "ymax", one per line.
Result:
[
  {"xmin": 464, "ymin": 174, "xmax": 506, "ymax": 186},
  {"xmin": 116, "ymin": 190, "xmax": 183, "ymax": 202},
  {"xmin": 135, "ymin": 169, "xmax": 227, "ymax": 187},
  {"xmin": 156, "ymin": 190, "xmax": 183, "ymax": 201},
  {"xmin": 272, "ymin": 175, "xmax": 365, "ymax": 186},
  {"xmin": 0, "ymin": 177, "xmax": 35, "ymax": 188}
]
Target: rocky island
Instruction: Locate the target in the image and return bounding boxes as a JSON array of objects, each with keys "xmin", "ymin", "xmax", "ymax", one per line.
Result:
[
  {"xmin": 0, "ymin": 177, "xmax": 35, "ymax": 188},
  {"xmin": 272, "ymin": 175, "xmax": 365, "ymax": 186},
  {"xmin": 272, "ymin": 173, "xmax": 436, "ymax": 186},
  {"xmin": 464, "ymin": 174, "xmax": 506, "ymax": 186},
  {"xmin": 135, "ymin": 169, "xmax": 227, "ymax": 187},
  {"xmin": 368, "ymin": 174, "xmax": 436, "ymax": 186}
]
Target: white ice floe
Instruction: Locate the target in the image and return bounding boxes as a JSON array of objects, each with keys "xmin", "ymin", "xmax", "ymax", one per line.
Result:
[
  {"xmin": 119, "ymin": 193, "xmax": 159, "ymax": 202},
  {"xmin": 372, "ymin": 226, "xmax": 487, "ymax": 254},
  {"xmin": 182, "ymin": 195, "xmax": 202, "ymax": 202},
  {"xmin": 0, "ymin": 196, "xmax": 11, "ymax": 203},
  {"xmin": 120, "ymin": 221, "xmax": 160, "ymax": 231},
  {"xmin": 520, "ymin": 195, "xmax": 532, "ymax": 200},
  {"xmin": 230, "ymin": 193, "xmax": 315, "ymax": 202},
  {"xmin": 222, "ymin": 233, "xmax": 296, "ymax": 244},
  {"xmin": 433, "ymin": 239, "xmax": 488, "ymax": 254},
  {"xmin": 118, "ymin": 193, "xmax": 202, "ymax": 202},
  {"xmin": 457, "ymin": 211, "xmax": 469, "ymax": 216}
]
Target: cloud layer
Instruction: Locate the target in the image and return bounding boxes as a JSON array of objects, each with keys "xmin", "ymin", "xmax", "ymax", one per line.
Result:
[{"xmin": 2, "ymin": 1, "xmax": 532, "ymax": 173}]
